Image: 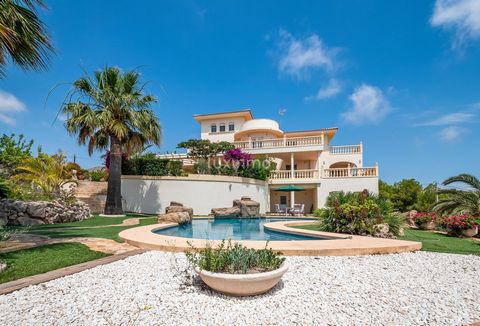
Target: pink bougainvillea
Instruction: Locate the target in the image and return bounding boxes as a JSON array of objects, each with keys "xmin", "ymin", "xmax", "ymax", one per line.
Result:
[{"xmin": 223, "ymin": 148, "xmax": 252, "ymax": 168}]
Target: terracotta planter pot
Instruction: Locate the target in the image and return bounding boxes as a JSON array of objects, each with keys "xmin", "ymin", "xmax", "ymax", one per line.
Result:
[
  {"xmin": 461, "ymin": 227, "xmax": 478, "ymax": 238},
  {"xmin": 197, "ymin": 263, "xmax": 288, "ymax": 296},
  {"xmin": 418, "ymin": 221, "xmax": 435, "ymax": 230}
]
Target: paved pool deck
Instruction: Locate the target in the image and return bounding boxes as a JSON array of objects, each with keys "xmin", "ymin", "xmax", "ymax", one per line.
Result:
[{"xmin": 119, "ymin": 220, "xmax": 422, "ymax": 256}]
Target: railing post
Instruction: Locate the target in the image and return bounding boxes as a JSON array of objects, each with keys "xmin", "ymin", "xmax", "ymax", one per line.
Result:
[
  {"xmin": 248, "ymin": 137, "xmax": 252, "ymax": 149},
  {"xmin": 359, "ymin": 141, "xmax": 363, "ymax": 153},
  {"xmin": 347, "ymin": 164, "xmax": 351, "ymax": 177},
  {"xmin": 375, "ymin": 162, "xmax": 379, "ymax": 176},
  {"xmin": 283, "ymin": 135, "xmax": 286, "ymax": 147},
  {"xmin": 320, "ymin": 132, "xmax": 325, "ymax": 145}
]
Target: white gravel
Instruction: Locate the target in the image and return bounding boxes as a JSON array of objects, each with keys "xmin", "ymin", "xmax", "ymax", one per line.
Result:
[{"xmin": 1, "ymin": 251, "xmax": 479, "ymax": 325}]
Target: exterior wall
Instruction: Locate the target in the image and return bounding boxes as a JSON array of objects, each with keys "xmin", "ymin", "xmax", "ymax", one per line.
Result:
[
  {"xmin": 316, "ymin": 177, "xmax": 379, "ymax": 208},
  {"xmin": 239, "ymin": 131, "xmax": 278, "ymax": 141},
  {"xmin": 320, "ymin": 150, "xmax": 363, "ymax": 169},
  {"xmin": 200, "ymin": 117, "xmax": 246, "ymax": 142},
  {"xmin": 121, "ymin": 175, "xmax": 269, "ymax": 215}
]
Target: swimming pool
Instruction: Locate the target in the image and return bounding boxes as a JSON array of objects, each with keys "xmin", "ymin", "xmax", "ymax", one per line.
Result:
[{"xmin": 153, "ymin": 218, "xmax": 325, "ymax": 241}]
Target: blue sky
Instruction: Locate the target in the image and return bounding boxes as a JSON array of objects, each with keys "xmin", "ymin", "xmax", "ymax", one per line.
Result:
[{"xmin": 0, "ymin": 0, "xmax": 479, "ymax": 185}]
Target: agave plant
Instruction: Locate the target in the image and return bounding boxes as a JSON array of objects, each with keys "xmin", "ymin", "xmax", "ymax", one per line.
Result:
[
  {"xmin": 12, "ymin": 151, "xmax": 70, "ymax": 199},
  {"xmin": 432, "ymin": 174, "xmax": 480, "ymax": 216}
]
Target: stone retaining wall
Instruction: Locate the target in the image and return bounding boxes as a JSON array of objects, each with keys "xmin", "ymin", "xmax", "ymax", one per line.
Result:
[{"xmin": 0, "ymin": 199, "xmax": 91, "ymax": 226}]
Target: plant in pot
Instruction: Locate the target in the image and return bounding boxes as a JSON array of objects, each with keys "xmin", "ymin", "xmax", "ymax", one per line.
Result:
[
  {"xmin": 443, "ymin": 214, "xmax": 479, "ymax": 237},
  {"xmin": 185, "ymin": 240, "xmax": 287, "ymax": 296},
  {"xmin": 413, "ymin": 212, "xmax": 437, "ymax": 230}
]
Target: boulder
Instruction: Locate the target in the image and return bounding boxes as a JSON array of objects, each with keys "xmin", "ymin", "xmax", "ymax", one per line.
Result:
[
  {"xmin": 158, "ymin": 212, "xmax": 192, "ymax": 224},
  {"xmin": 17, "ymin": 216, "xmax": 45, "ymax": 226},
  {"xmin": 211, "ymin": 206, "xmax": 241, "ymax": 218},
  {"xmin": 404, "ymin": 210, "xmax": 417, "ymax": 227},
  {"xmin": 165, "ymin": 202, "xmax": 193, "ymax": 219},
  {"xmin": 233, "ymin": 197, "xmax": 260, "ymax": 217},
  {"xmin": 373, "ymin": 223, "xmax": 389, "ymax": 238},
  {"xmin": 26, "ymin": 201, "xmax": 48, "ymax": 218}
]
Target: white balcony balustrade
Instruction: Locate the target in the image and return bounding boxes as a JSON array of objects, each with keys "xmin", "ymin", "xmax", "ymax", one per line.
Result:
[
  {"xmin": 233, "ymin": 135, "xmax": 324, "ymax": 150},
  {"xmin": 322, "ymin": 166, "xmax": 378, "ymax": 178},
  {"xmin": 269, "ymin": 169, "xmax": 318, "ymax": 180},
  {"xmin": 329, "ymin": 144, "xmax": 362, "ymax": 155}
]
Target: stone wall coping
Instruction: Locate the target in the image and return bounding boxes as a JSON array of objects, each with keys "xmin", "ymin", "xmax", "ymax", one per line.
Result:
[{"xmin": 121, "ymin": 174, "xmax": 267, "ymax": 186}]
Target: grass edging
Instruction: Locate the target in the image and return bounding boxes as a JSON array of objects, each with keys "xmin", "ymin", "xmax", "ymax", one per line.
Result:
[{"xmin": 0, "ymin": 248, "xmax": 146, "ymax": 296}]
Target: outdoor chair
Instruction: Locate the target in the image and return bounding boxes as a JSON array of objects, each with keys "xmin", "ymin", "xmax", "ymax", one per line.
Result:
[{"xmin": 290, "ymin": 204, "xmax": 305, "ymax": 216}]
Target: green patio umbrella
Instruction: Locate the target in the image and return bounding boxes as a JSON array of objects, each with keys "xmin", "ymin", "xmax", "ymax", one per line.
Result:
[
  {"xmin": 274, "ymin": 185, "xmax": 306, "ymax": 192},
  {"xmin": 273, "ymin": 185, "xmax": 305, "ymax": 210}
]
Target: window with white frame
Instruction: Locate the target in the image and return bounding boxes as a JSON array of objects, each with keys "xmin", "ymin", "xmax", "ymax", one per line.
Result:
[
  {"xmin": 228, "ymin": 122, "xmax": 234, "ymax": 131},
  {"xmin": 219, "ymin": 123, "xmax": 226, "ymax": 132},
  {"xmin": 211, "ymin": 124, "xmax": 217, "ymax": 133}
]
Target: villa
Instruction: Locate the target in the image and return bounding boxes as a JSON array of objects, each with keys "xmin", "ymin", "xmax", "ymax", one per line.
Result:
[{"xmin": 134, "ymin": 109, "xmax": 378, "ymax": 215}]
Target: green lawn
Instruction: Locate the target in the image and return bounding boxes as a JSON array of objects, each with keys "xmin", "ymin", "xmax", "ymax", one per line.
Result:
[
  {"xmin": 291, "ymin": 223, "xmax": 480, "ymax": 255},
  {"xmin": 400, "ymin": 228, "xmax": 480, "ymax": 255},
  {"xmin": 0, "ymin": 243, "xmax": 109, "ymax": 284},
  {"xmin": 9, "ymin": 215, "xmax": 158, "ymax": 242}
]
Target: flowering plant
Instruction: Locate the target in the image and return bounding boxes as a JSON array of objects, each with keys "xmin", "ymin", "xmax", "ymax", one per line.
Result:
[
  {"xmin": 443, "ymin": 214, "xmax": 479, "ymax": 232},
  {"xmin": 223, "ymin": 148, "xmax": 252, "ymax": 169},
  {"xmin": 413, "ymin": 212, "xmax": 436, "ymax": 226}
]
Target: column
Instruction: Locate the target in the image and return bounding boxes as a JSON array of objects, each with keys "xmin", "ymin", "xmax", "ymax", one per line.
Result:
[
  {"xmin": 317, "ymin": 151, "xmax": 321, "ymax": 179},
  {"xmin": 290, "ymin": 152, "xmax": 295, "ymax": 180},
  {"xmin": 290, "ymin": 152, "xmax": 295, "ymax": 209}
]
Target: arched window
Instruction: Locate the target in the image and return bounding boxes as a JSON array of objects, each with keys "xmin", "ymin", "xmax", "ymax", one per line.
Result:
[
  {"xmin": 210, "ymin": 124, "xmax": 217, "ymax": 133},
  {"xmin": 228, "ymin": 122, "xmax": 235, "ymax": 131},
  {"xmin": 219, "ymin": 123, "xmax": 226, "ymax": 132}
]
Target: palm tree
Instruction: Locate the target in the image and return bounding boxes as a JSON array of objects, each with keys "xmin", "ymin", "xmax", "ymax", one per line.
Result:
[
  {"xmin": 13, "ymin": 151, "xmax": 69, "ymax": 199},
  {"xmin": 0, "ymin": 0, "xmax": 53, "ymax": 76},
  {"xmin": 62, "ymin": 67, "xmax": 161, "ymax": 215},
  {"xmin": 432, "ymin": 174, "xmax": 480, "ymax": 215}
]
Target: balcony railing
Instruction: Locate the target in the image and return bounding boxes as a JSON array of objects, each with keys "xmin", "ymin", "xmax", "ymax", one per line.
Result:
[
  {"xmin": 269, "ymin": 166, "xmax": 378, "ymax": 181},
  {"xmin": 233, "ymin": 135, "xmax": 324, "ymax": 150},
  {"xmin": 269, "ymin": 169, "xmax": 319, "ymax": 180},
  {"xmin": 330, "ymin": 144, "xmax": 362, "ymax": 155},
  {"xmin": 322, "ymin": 167, "xmax": 377, "ymax": 178}
]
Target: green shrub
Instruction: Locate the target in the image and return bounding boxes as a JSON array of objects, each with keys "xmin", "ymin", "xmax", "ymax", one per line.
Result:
[
  {"xmin": 318, "ymin": 190, "xmax": 395, "ymax": 236},
  {"xmin": 122, "ymin": 154, "xmax": 184, "ymax": 177},
  {"xmin": 185, "ymin": 240, "xmax": 285, "ymax": 274},
  {"xmin": 89, "ymin": 170, "xmax": 108, "ymax": 182},
  {"xmin": 0, "ymin": 179, "xmax": 10, "ymax": 198},
  {"xmin": 383, "ymin": 213, "xmax": 404, "ymax": 236},
  {"xmin": 167, "ymin": 160, "xmax": 183, "ymax": 176}
]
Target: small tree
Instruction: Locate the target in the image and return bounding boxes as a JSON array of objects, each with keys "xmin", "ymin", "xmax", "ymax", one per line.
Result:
[
  {"xmin": 13, "ymin": 150, "xmax": 71, "ymax": 200},
  {"xmin": 0, "ymin": 134, "xmax": 33, "ymax": 178},
  {"xmin": 177, "ymin": 139, "xmax": 234, "ymax": 160}
]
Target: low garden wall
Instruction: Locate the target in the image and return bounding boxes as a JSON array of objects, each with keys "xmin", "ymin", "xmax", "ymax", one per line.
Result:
[
  {"xmin": 0, "ymin": 199, "xmax": 91, "ymax": 226},
  {"xmin": 121, "ymin": 175, "xmax": 269, "ymax": 215}
]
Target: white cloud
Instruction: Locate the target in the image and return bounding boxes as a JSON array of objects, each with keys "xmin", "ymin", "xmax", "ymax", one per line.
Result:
[
  {"xmin": 276, "ymin": 29, "xmax": 337, "ymax": 79},
  {"xmin": 431, "ymin": 0, "xmax": 480, "ymax": 47},
  {"xmin": 0, "ymin": 90, "xmax": 26, "ymax": 125},
  {"xmin": 305, "ymin": 79, "xmax": 342, "ymax": 101},
  {"xmin": 342, "ymin": 84, "xmax": 392, "ymax": 125},
  {"xmin": 416, "ymin": 111, "xmax": 475, "ymax": 126},
  {"xmin": 439, "ymin": 125, "xmax": 464, "ymax": 141}
]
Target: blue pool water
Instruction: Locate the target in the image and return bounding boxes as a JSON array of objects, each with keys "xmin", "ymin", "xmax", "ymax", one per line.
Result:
[{"xmin": 153, "ymin": 218, "xmax": 324, "ymax": 241}]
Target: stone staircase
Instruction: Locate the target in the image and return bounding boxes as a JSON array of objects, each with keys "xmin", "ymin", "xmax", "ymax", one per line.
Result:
[{"xmin": 75, "ymin": 181, "xmax": 108, "ymax": 214}]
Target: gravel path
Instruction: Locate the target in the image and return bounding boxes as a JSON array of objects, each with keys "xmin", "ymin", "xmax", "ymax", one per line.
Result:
[{"xmin": 0, "ymin": 251, "xmax": 479, "ymax": 325}]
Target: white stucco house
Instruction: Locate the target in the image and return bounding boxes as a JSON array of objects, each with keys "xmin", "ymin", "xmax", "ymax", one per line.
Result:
[{"xmin": 134, "ymin": 109, "xmax": 379, "ymax": 215}]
